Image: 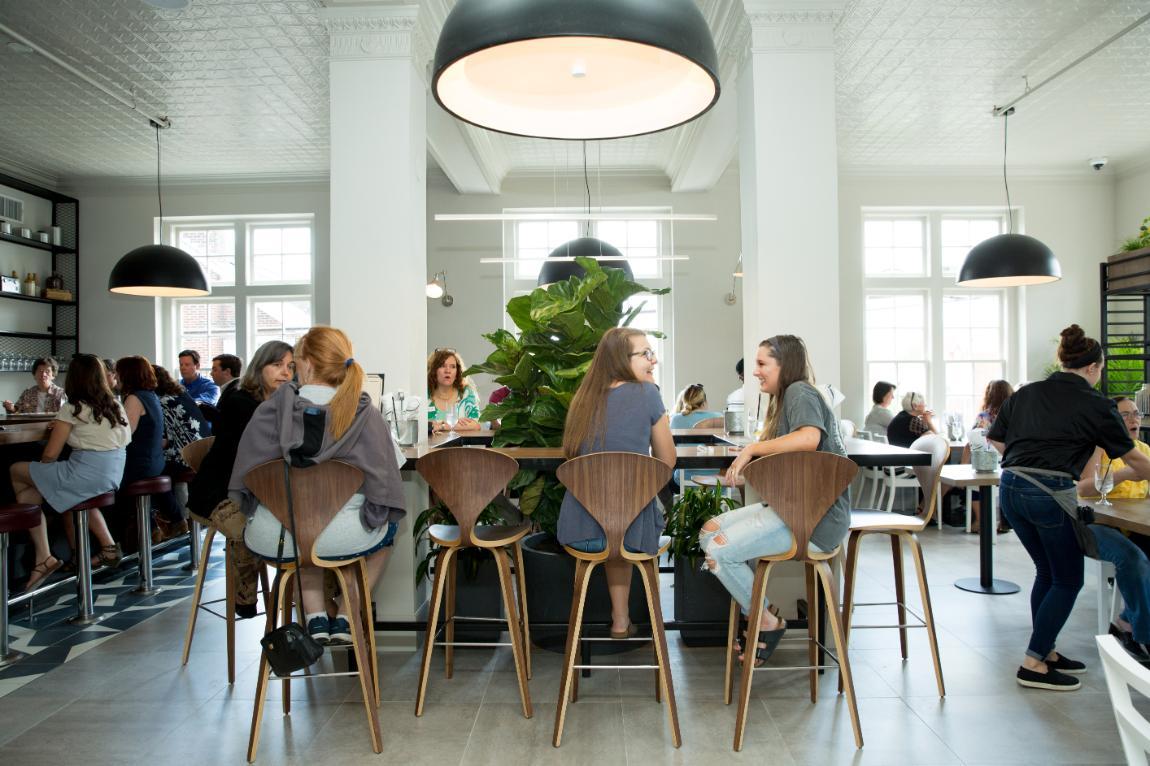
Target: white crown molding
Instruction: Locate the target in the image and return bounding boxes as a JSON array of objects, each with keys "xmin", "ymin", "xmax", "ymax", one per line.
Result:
[
  {"xmin": 319, "ymin": 4, "xmax": 419, "ymax": 61},
  {"xmin": 1114, "ymin": 155, "xmax": 1150, "ymax": 181},
  {"xmin": 59, "ymin": 172, "xmax": 331, "ymax": 194},
  {"xmin": 838, "ymin": 163, "xmax": 1114, "ymax": 183},
  {"xmin": 0, "ymin": 156, "xmax": 61, "ymax": 191}
]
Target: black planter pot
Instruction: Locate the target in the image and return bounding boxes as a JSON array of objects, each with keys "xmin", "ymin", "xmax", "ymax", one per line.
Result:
[
  {"xmin": 436, "ymin": 551, "xmax": 503, "ymax": 643},
  {"xmin": 520, "ymin": 532, "xmax": 648, "ymax": 655},
  {"xmin": 673, "ymin": 556, "xmax": 732, "ymax": 647}
]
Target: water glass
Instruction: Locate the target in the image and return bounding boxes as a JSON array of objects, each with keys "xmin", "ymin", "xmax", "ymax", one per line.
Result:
[{"xmin": 1095, "ymin": 465, "xmax": 1115, "ymax": 506}]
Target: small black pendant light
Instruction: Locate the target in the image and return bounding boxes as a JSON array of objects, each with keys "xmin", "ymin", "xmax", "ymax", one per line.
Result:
[
  {"xmin": 433, "ymin": 0, "xmax": 720, "ymax": 140},
  {"xmin": 957, "ymin": 108, "xmax": 1061, "ymax": 287},
  {"xmin": 538, "ymin": 142, "xmax": 632, "ymax": 286},
  {"xmin": 108, "ymin": 120, "xmax": 209, "ymax": 297}
]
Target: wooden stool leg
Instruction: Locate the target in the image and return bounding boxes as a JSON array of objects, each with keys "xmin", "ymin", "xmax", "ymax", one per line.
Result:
[
  {"xmin": 816, "ymin": 561, "xmax": 863, "ymax": 749},
  {"xmin": 357, "ymin": 558, "xmax": 380, "ymax": 706},
  {"xmin": 494, "ymin": 547, "xmax": 532, "ymax": 719},
  {"xmin": 259, "ymin": 564, "xmax": 271, "ymax": 615},
  {"xmin": 733, "ymin": 560, "xmax": 771, "ymax": 752},
  {"xmin": 445, "ymin": 551, "xmax": 458, "ymax": 679},
  {"xmin": 181, "ymin": 526, "xmax": 216, "ymax": 666},
  {"xmin": 906, "ymin": 533, "xmax": 945, "ymax": 697},
  {"xmin": 638, "ymin": 558, "xmax": 680, "ymax": 748},
  {"xmin": 512, "ymin": 541, "xmax": 532, "ymax": 680},
  {"xmin": 839, "ymin": 531, "xmax": 864, "ymax": 694},
  {"xmin": 805, "ymin": 563, "xmax": 819, "ymax": 703},
  {"xmin": 336, "ymin": 566, "xmax": 382, "ymax": 753},
  {"xmin": 554, "ymin": 558, "xmax": 594, "ymax": 748},
  {"xmin": 225, "ymin": 540, "xmax": 238, "ymax": 685},
  {"xmin": 416, "ymin": 547, "xmax": 452, "ymax": 717},
  {"xmin": 891, "ymin": 535, "xmax": 908, "ymax": 660},
  {"xmin": 247, "ymin": 567, "xmax": 289, "ymax": 763},
  {"xmin": 280, "ymin": 569, "xmax": 295, "ymax": 716},
  {"xmin": 723, "ymin": 597, "xmax": 739, "ymax": 705}
]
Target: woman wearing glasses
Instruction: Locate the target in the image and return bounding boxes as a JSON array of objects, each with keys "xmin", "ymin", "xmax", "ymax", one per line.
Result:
[
  {"xmin": 426, "ymin": 348, "xmax": 481, "ymax": 433},
  {"xmin": 558, "ymin": 327, "xmax": 676, "ymax": 638},
  {"xmin": 886, "ymin": 390, "xmax": 937, "ymax": 448}
]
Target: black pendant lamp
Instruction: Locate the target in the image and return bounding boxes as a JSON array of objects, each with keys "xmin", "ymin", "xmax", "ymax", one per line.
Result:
[
  {"xmin": 957, "ymin": 108, "xmax": 1061, "ymax": 287},
  {"xmin": 538, "ymin": 142, "xmax": 632, "ymax": 286},
  {"xmin": 109, "ymin": 120, "xmax": 209, "ymax": 297},
  {"xmin": 432, "ymin": 0, "xmax": 720, "ymax": 140}
]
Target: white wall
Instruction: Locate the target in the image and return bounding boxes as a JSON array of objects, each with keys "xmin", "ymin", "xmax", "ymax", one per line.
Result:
[
  {"xmin": 838, "ymin": 173, "xmax": 1114, "ymax": 424},
  {"xmin": 1116, "ymin": 165, "xmax": 1150, "ymax": 247},
  {"xmin": 425, "ymin": 167, "xmax": 745, "ymax": 412},
  {"xmin": 68, "ymin": 181, "xmax": 330, "ymax": 366}
]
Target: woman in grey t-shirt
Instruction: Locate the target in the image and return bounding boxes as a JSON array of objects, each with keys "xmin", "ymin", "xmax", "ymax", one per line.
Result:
[
  {"xmin": 701, "ymin": 334, "xmax": 849, "ymax": 666},
  {"xmin": 558, "ymin": 327, "xmax": 677, "ymax": 639}
]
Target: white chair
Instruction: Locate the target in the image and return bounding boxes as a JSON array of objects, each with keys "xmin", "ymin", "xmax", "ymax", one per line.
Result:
[
  {"xmin": 839, "ymin": 419, "xmax": 856, "ymax": 439},
  {"xmin": 1096, "ymin": 633, "xmax": 1150, "ymax": 764}
]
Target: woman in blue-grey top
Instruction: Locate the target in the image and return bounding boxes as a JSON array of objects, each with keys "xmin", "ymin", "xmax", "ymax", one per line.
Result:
[
  {"xmin": 702, "ymin": 334, "xmax": 849, "ymax": 667},
  {"xmin": 558, "ymin": 327, "xmax": 676, "ymax": 639}
]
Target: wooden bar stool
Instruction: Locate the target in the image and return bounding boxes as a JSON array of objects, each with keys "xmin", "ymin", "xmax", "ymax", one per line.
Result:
[
  {"xmin": 120, "ymin": 475, "xmax": 172, "ymax": 596},
  {"xmin": 66, "ymin": 491, "xmax": 116, "ymax": 625},
  {"xmin": 841, "ymin": 434, "xmax": 950, "ymax": 698},
  {"xmin": 179, "ymin": 437, "xmax": 269, "ymax": 683},
  {"xmin": 553, "ymin": 452, "xmax": 679, "ymax": 748},
  {"xmin": 243, "ymin": 460, "xmax": 381, "ymax": 762},
  {"xmin": 0, "ymin": 503, "xmax": 41, "ymax": 668},
  {"xmin": 414, "ymin": 448, "xmax": 532, "ymax": 718},
  {"xmin": 724, "ymin": 451, "xmax": 863, "ymax": 751}
]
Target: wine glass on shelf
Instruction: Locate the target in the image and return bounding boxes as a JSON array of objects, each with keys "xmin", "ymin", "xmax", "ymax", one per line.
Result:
[{"xmin": 1095, "ymin": 464, "xmax": 1115, "ymax": 506}]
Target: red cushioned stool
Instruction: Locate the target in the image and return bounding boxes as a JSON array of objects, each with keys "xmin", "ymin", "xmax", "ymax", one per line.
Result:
[
  {"xmin": 121, "ymin": 476, "xmax": 172, "ymax": 596},
  {"xmin": 66, "ymin": 491, "xmax": 117, "ymax": 625},
  {"xmin": 0, "ymin": 503, "xmax": 41, "ymax": 667}
]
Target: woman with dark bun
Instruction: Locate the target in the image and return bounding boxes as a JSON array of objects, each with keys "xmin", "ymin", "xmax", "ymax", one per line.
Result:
[{"xmin": 988, "ymin": 324, "xmax": 1150, "ymax": 691}]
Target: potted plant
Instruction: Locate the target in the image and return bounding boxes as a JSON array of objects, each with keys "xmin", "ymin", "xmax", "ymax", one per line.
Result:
[
  {"xmin": 665, "ymin": 483, "xmax": 738, "ymax": 646},
  {"xmin": 465, "ymin": 256, "xmax": 669, "ymax": 651}
]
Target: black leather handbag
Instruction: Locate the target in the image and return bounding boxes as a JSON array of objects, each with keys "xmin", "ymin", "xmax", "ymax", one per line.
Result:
[{"xmin": 260, "ymin": 461, "xmax": 324, "ymax": 676}]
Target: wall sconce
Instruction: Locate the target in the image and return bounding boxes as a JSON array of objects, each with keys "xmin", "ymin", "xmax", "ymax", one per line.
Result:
[
  {"xmin": 426, "ymin": 271, "xmax": 454, "ymax": 307},
  {"xmin": 725, "ymin": 255, "xmax": 742, "ymax": 305}
]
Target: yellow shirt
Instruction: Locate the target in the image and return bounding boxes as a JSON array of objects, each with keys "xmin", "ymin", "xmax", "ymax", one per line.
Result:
[{"xmin": 1102, "ymin": 440, "xmax": 1150, "ymax": 499}]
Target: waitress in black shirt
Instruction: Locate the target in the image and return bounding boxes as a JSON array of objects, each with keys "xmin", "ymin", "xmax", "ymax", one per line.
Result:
[{"xmin": 988, "ymin": 325, "xmax": 1150, "ymax": 691}]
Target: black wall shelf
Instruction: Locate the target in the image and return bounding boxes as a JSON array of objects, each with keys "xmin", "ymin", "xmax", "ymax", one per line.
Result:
[{"xmin": 0, "ymin": 292, "xmax": 75, "ymax": 307}]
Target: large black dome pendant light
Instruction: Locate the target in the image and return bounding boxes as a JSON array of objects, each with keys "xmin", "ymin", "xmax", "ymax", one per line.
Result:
[
  {"xmin": 538, "ymin": 142, "xmax": 633, "ymax": 286},
  {"xmin": 432, "ymin": 0, "xmax": 720, "ymax": 141},
  {"xmin": 109, "ymin": 120, "xmax": 209, "ymax": 297},
  {"xmin": 957, "ymin": 108, "xmax": 1061, "ymax": 287}
]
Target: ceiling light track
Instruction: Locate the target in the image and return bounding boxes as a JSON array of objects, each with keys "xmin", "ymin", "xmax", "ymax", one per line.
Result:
[
  {"xmin": 992, "ymin": 10, "xmax": 1150, "ymax": 117},
  {"xmin": 0, "ymin": 21, "xmax": 171, "ymax": 129},
  {"xmin": 435, "ymin": 213, "xmax": 717, "ymax": 222}
]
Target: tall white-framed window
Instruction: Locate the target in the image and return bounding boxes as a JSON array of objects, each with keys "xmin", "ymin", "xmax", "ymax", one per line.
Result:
[
  {"xmin": 862, "ymin": 209, "xmax": 1013, "ymax": 425},
  {"xmin": 502, "ymin": 208, "xmax": 675, "ymax": 397},
  {"xmin": 163, "ymin": 214, "xmax": 314, "ymax": 367}
]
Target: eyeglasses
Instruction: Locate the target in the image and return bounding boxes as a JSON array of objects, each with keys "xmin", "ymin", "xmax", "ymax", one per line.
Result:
[
  {"xmin": 1120, "ymin": 409, "xmax": 1143, "ymax": 421},
  {"xmin": 630, "ymin": 348, "xmax": 657, "ymax": 362},
  {"xmin": 434, "ymin": 347, "xmax": 457, "ymax": 354}
]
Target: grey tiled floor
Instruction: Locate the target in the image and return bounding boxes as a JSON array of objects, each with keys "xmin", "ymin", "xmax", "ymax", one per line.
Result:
[{"xmin": 0, "ymin": 525, "xmax": 1135, "ymax": 764}]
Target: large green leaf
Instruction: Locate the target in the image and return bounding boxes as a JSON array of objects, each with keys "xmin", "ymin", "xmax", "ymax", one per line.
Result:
[{"xmin": 506, "ymin": 295, "xmax": 537, "ymax": 332}]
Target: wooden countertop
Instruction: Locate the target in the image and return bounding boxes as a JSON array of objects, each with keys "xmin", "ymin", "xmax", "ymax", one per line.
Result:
[
  {"xmin": 1084, "ymin": 497, "xmax": 1150, "ymax": 537},
  {"xmin": 0, "ymin": 417, "xmax": 53, "ymax": 446}
]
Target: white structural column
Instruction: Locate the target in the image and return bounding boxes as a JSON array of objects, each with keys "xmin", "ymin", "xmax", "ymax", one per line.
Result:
[
  {"xmin": 321, "ymin": 3, "xmax": 427, "ymax": 646},
  {"xmin": 738, "ymin": 2, "xmax": 843, "ymax": 409}
]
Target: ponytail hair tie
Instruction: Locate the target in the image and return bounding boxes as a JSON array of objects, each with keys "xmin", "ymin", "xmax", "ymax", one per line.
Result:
[{"xmin": 345, "ymin": 357, "xmax": 355, "ymax": 368}]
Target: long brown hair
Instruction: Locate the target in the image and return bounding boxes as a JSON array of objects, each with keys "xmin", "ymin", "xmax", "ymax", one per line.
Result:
[
  {"xmin": 979, "ymin": 379, "xmax": 1014, "ymax": 420},
  {"xmin": 65, "ymin": 354, "xmax": 127, "ymax": 427},
  {"xmin": 562, "ymin": 327, "xmax": 647, "ymax": 459},
  {"xmin": 295, "ymin": 326, "xmax": 363, "ymax": 440},
  {"xmin": 151, "ymin": 365, "xmax": 185, "ymax": 397},
  {"xmin": 239, "ymin": 340, "xmax": 294, "ymax": 401},
  {"xmin": 426, "ymin": 348, "xmax": 469, "ymax": 396},
  {"xmin": 115, "ymin": 356, "xmax": 157, "ymax": 396},
  {"xmin": 760, "ymin": 335, "xmax": 816, "ymax": 441}
]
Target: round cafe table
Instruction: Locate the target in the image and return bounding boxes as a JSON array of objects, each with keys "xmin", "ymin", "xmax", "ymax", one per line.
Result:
[{"xmin": 939, "ymin": 465, "xmax": 1019, "ymax": 595}]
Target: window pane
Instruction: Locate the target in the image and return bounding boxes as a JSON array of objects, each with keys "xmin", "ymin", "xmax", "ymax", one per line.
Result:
[
  {"xmin": 941, "ymin": 217, "xmax": 1003, "ymax": 276},
  {"xmin": 864, "ymin": 218, "xmax": 925, "ymax": 276},
  {"xmin": 177, "ymin": 300, "xmax": 237, "ymax": 365},
  {"xmin": 176, "ymin": 227, "xmax": 235, "ymax": 286},
  {"xmin": 250, "ymin": 298, "xmax": 312, "ymax": 349},
  {"xmin": 514, "ymin": 220, "xmax": 579, "ymax": 280},
  {"xmin": 248, "ymin": 224, "xmax": 312, "ymax": 285}
]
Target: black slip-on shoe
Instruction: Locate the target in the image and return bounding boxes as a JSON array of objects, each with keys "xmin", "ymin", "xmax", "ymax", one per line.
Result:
[
  {"xmin": 1046, "ymin": 653, "xmax": 1086, "ymax": 675},
  {"xmin": 1016, "ymin": 666, "xmax": 1080, "ymax": 691}
]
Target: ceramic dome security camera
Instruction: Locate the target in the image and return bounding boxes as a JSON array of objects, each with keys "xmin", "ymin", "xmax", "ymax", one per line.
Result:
[{"xmin": 1090, "ymin": 157, "xmax": 1108, "ymax": 172}]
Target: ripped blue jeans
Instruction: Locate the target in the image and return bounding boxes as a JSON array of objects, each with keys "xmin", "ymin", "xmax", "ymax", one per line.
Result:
[{"xmin": 699, "ymin": 503, "xmax": 824, "ymax": 614}]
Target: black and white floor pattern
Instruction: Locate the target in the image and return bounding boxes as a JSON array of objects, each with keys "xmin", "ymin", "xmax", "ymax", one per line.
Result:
[{"xmin": 0, "ymin": 540, "xmax": 223, "ymax": 695}]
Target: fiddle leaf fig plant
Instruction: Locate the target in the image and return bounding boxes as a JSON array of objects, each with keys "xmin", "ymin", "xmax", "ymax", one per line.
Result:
[{"xmin": 464, "ymin": 256, "xmax": 669, "ymax": 537}]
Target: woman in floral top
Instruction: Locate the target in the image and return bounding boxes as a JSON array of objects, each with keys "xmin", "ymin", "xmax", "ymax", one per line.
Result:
[
  {"xmin": 426, "ymin": 348, "xmax": 482, "ymax": 432},
  {"xmin": 3, "ymin": 357, "xmax": 66, "ymax": 414},
  {"xmin": 152, "ymin": 365, "xmax": 207, "ymax": 466}
]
